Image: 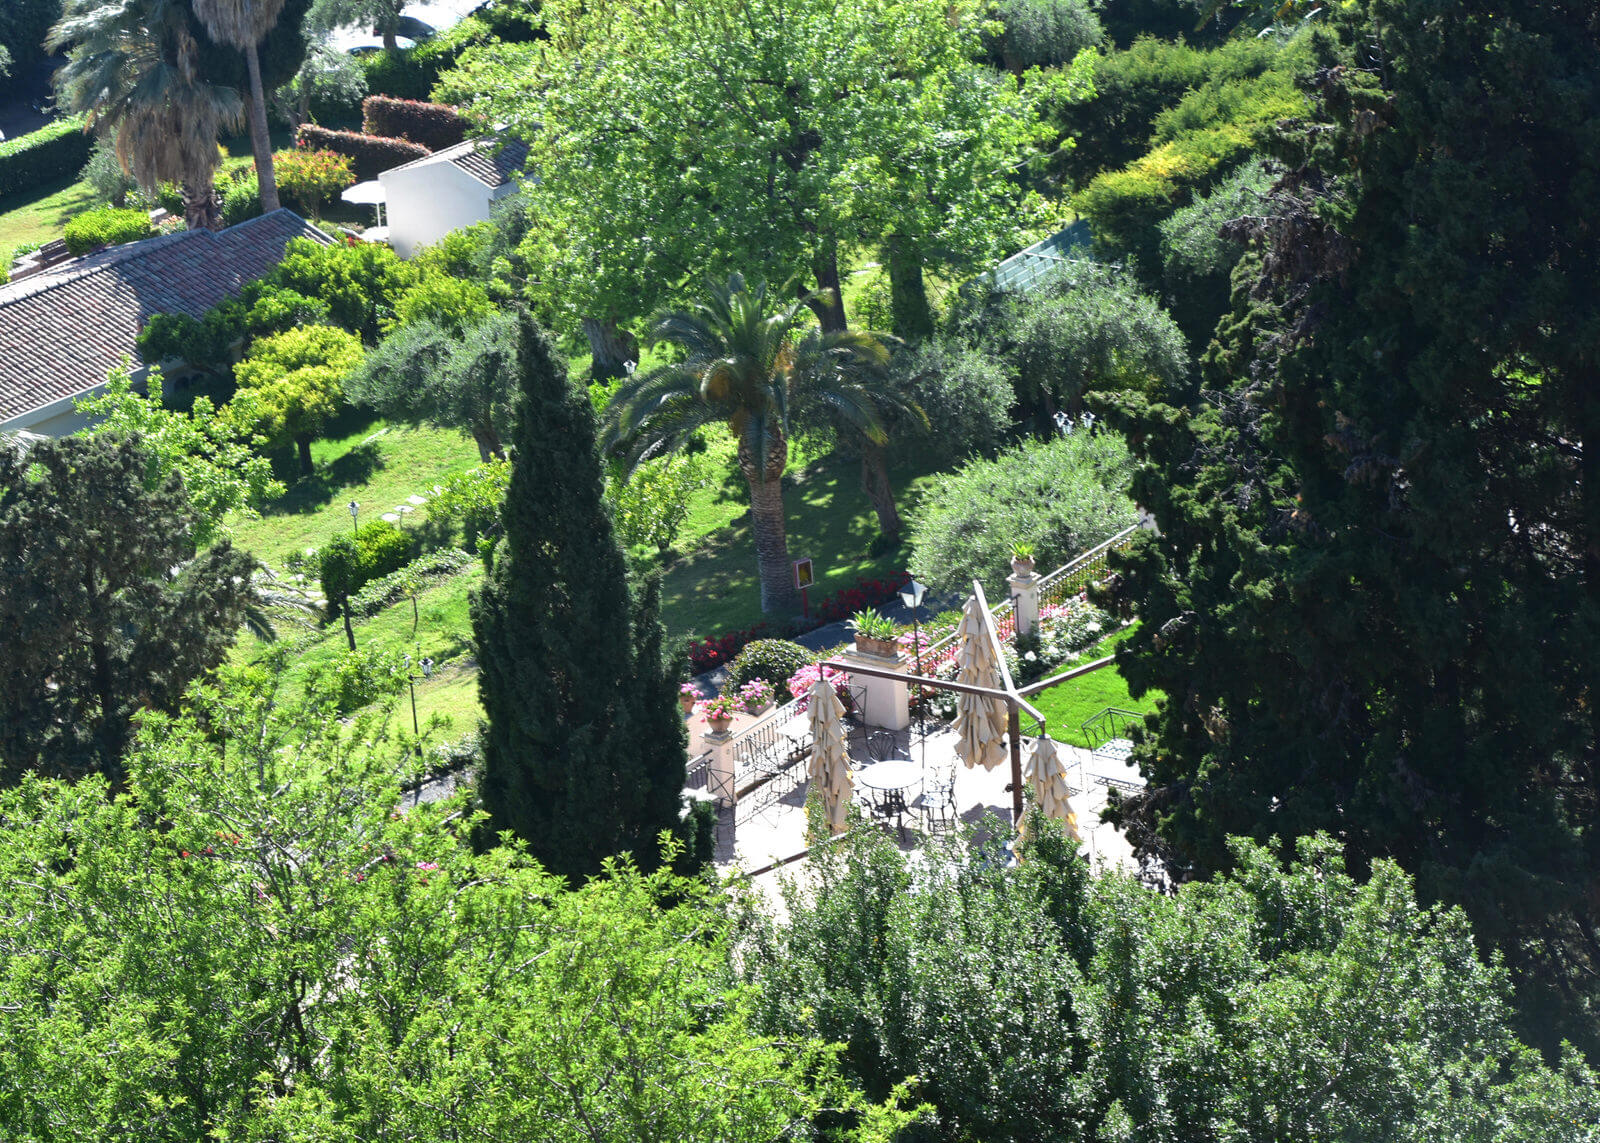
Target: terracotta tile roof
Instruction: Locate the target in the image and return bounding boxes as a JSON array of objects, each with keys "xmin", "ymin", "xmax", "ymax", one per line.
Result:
[
  {"xmin": 384, "ymin": 136, "xmax": 528, "ymax": 189},
  {"xmin": 0, "ymin": 210, "xmax": 333, "ymax": 424}
]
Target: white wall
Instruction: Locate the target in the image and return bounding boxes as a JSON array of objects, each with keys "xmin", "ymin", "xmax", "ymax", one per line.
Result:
[{"xmin": 380, "ymin": 161, "xmax": 494, "ymax": 259}]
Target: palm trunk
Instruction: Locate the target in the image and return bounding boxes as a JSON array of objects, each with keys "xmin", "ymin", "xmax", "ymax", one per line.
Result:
[
  {"xmin": 858, "ymin": 440, "xmax": 902, "ymax": 540},
  {"xmin": 181, "ymin": 173, "xmax": 222, "ymax": 231},
  {"xmin": 739, "ymin": 435, "xmax": 799, "ymax": 613},
  {"xmin": 581, "ymin": 318, "xmax": 639, "ymax": 381},
  {"xmin": 245, "ymin": 43, "xmax": 281, "ymax": 214}
]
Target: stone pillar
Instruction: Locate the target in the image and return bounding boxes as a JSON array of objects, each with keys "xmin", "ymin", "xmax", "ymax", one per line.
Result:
[
  {"xmin": 1009, "ymin": 568, "xmax": 1040, "ymax": 638},
  {"xmin": 838, "ymin": 646, "xmax": 911, "ymax": 730},
  {"xmin": 703, "ymin": 728, "xmax": 739, "ymax": 807}
]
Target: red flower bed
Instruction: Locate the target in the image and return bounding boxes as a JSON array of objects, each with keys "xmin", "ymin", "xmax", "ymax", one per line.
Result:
[{"xmin": 682, "ymin": 572, "xmax": 914, "ymax": 674}]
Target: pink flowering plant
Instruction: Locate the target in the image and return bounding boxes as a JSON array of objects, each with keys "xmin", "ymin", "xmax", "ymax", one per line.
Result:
[
  {"xmin": 679, "ymin": 682, "xmax": 700, "ymax": 698},
  {"xmin": 697, "ymin": 693, "xmax": 743, "ymax": 721},
  {"xmin": 785, "ymin": 663, "xmax": 850, "ymax": 713},
  {"xmin": 738, "ymin": 678, "xmax": 774, "ymax": 712}
]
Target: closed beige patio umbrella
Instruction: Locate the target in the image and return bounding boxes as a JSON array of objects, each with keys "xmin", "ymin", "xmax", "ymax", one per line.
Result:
[
  {"xmin": 807, "ymin": 676, "xmax": 853, "ymax": 834},
  {"xmin": 1021, "ymin": 734, "xmax": 1081, "ymax": 842},
  {"xmin": 952, "ymin": 595, "xmax": 1009, "ymax": 772}
]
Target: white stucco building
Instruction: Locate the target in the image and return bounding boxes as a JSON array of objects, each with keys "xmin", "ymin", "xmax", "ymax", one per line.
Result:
[{"xmin": 377, "ymin": 137, "xmax": 528, "ymax": 259}]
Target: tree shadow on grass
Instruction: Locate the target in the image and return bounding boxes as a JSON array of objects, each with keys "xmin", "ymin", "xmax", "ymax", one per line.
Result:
[{"xmin": 263, "ymin": 443, "xmax": 386, "ymax": 516}]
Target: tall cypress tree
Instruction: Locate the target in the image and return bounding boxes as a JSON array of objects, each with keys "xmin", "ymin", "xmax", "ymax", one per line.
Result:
[
  {"xmin": 1098, "ymin": 0, "xmax": 1600, "ymax": 1053},
  {"xmin": 471, "ymin": 312, "xmax": 688, "ymax": 880}
]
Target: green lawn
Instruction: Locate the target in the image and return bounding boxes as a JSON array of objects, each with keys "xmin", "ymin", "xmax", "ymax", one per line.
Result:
[
  {"xmin": 1026, "ymin": 624, "xmax": 1163, "ymax": 749},
  {"xmin": 235, "ymin": 561, "xmax": 486, "ymax": 747},
  {"xmin": 651, "ymin": 443, "xmax": 945, "ymax": 641},
  {"xmin": 0, "ymin": 175, "xmax": 101, "ymax": 257},
  {"xmin": 228, "ymin": 410, "xmax": 483, "ymax": 570}
]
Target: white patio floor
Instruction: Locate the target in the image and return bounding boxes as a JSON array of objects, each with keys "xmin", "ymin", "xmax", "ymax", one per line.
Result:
[{"xmin": 708, "ymin": 723, "xmax": 1142, "ymax": 880}]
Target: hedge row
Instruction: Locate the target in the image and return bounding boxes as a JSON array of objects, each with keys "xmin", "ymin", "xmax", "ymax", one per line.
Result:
[
  {"xmin": 348, "ymin": 547, "xmax": 473, "ymax": 618},
  {"xmin": 63, "ymin": 207, "xmax": 154, "ymax": 255},
  {"xmin": 296, "ymin": 123, "xmax": 429, "ymax": 181},
  {"xmin": 362, "ymin": 96, "xmax": 467, "ymax": 151},
  {"xmin": 0, "ymin": 116, "xmax": 92, "ymax": 201}
]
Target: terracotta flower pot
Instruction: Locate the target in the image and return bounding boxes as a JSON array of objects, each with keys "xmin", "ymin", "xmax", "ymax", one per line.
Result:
[
  {"xmin": 854, "ymin": 634, "xmax": 897, "ymax": 658},
  {"xmin": 679, "ymin": 693, "xmax": 697, "ymax": 714}
]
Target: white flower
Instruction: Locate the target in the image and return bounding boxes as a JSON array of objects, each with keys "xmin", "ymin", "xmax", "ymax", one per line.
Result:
[{"xmin": 1086, "ymin": 622, "xmax": 1102, "ymax": 634}]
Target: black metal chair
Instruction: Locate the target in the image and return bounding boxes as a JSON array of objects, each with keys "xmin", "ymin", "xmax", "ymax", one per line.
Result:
[
  {"xmin": 917, "ymin": 765, "xmax": 959, "ymax": 833},
  {"xmin": 867, "ymin": 730, "xmax": 900, "ymax": 762}
]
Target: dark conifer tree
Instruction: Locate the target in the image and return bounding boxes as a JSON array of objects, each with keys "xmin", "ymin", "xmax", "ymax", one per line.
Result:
[
  {"xmin": 1097, "ymin": 0, "xmax": 1600, "ymax": 1053},
  {"xmin": 471, "ymin": 313, "xmax": 688, "ymax": 880},
  {"xmin": 0, "ymin": 434, "xmax": 257, "ymax": 785}
]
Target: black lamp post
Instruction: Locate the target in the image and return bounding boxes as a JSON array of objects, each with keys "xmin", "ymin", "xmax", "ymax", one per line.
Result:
[
  {"xmin": 404, "ymin": 654, "xmax": 434, "ymax": 804},
  {"xmin": 348, "ymin": 500, "xmax": 360, "ymax": 536},
  {"xmin": 899, "ymin": 579, "xmax": 927, "ymax": 763}
]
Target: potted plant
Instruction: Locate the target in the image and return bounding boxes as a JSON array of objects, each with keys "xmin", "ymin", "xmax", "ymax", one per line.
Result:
[
  {"xmin": 698, "ymin": 693, "xmax": 742, "ymax": 733},
  {"xmin": 1010, "ymin": 541, "xmax": 1036, "ymax": 577},
  {"xmin": 848, "ymin": 608, "xmax": 899, "ymax": 658},
  {"xmin": 678, "ymin": 682, "xmax": 699, "ymax": 715},
  {"xmin": 739, "ymin": 678, "xmax": 775, "ymax": 715}
]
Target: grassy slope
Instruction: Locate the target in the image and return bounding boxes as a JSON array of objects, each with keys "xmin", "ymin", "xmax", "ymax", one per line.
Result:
[
  {"xmin": 0, "ymin": 176, "xmax": 101, "ymax": 257},
  {"xmin": 229, "ymin": 409, "xmax": 484, "ymax": 570},
  {"xmin": 1027, "ymin": 624, "xmax": 1163, "ymax": 749}
]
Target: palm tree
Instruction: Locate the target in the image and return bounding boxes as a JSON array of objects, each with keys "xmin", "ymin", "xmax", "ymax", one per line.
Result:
[
  {"xmin": 603, "ymin": 273, "xmax": 896, "ymax": 614},
  {"xmin": 50, "ymin": 0, "xmax": 244, "ymax": 231},
  {"xmin": 191, "ymin": 0, "xmax": 288, "ymax": 214}
]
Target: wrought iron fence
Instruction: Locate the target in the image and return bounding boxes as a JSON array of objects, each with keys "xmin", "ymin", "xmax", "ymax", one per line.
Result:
[
  {"xmin": 685, "ymin": 750, "xmax": 711, "ymax": 792},
  {"xmin": 1037, "ymin": 526, "xmax": 1139, "ymax": 614}
]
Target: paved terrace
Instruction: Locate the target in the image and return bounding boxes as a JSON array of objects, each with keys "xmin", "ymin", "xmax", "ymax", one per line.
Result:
[{"xmin": 685, "ymin": 709, "xmax": 1142, "ymax": 879}]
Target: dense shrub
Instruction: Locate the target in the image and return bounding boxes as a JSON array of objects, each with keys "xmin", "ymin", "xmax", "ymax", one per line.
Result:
[
  {"xmin": 360, "ymin": 44, "xmax": 450, "ymax": 101},
  {"xmin": 63, "ymin": 207, "xmax": 154, "ymax": 255},
  {"xmin": 889, "ymin": 339, "xmax": 1016, "ymax": 461},
  {"xmin": 362, "ymin": 95, "xmax": 467, "ymax": 150},
  {"xmin": 318, "ymin": 519, "xmax": 415, "ymax": 613},
  {"xmin": 0, "ymin": 116, "xmax": 92, "ymax": 200},
  {"xmin": 476, "ymin": 0, "xmax": 546, "ymax": 42},
  {"xmin": 305, "ymin": 643, "xmax": 408, "ymax": 713},
  {"xmin": 907, "ymin": 430, "xmax": 1136, "ymax": 596},
  {"xmin": 272, "ymin": 236, "xmax": 418, "ymax": 339},
  {"xmin": 1159, "ymin": 157, "xmax": 1273, "ymax": 348},
  {"xmin": 347, "ymin": 547, "xmax": 473, "ymax": 618},
  {"xmin": 218, "ymin": 171, "xmax": 262, "ymax": 227},
  {"xmin": 274, "ymin": 148, "xmax": 355, "ymax": 221},
  {"xmin": 984, "ymin": 0, "xmax": 1102, "ymax": 72},
  {"xmin": 1074, "ymin": 51, "xmax": 1307, "ymax": 277},
  {"xmin": 724, "ymin": 640, "xmax": 816, "ymax": 703},
  {"xmin": 81, "ymin": 140, "xmax": 138, "ymax": 207},
  {"xmin": 296, "ymin": 123, "xmax": 428, "ymax": 180},
  {"xmin": 1047, "ymin": 36, "xmax": 1281, "ymax": 192}
]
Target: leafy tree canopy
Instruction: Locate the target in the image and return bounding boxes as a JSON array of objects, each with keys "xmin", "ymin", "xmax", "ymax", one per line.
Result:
[
  {"xmin": 0, "ymin": 435, "xmax": 256, "ymax": 785},
  {"xmin": 437, "ymin": 0, "xmax": 1090, "ymax": 335},
  {"xmin": 231, "ymin": 323, "xmax": 363, "ymax": 472},
  {"xmin": 73, "ymin": 364, "xmax": 283, "ymax": 545}
]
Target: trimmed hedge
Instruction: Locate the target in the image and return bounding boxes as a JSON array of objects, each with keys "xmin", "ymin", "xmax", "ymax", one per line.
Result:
[
  {"xmin": 63, "ymin": 207, "xmax": 155, "ymax": 255},
  {"xmin": 724, "ymin": 640, "xmax": 816, "ymax": 703},
  {"xmin": 348, "ymin": 547, "xmax": 473, "ymax": 618},
  {"xmin": 362, "ymin": 96, "xmax": 467, "ymax": 151},
  {"xmin": 296, "ymin": 124, "xmax": 429, "ymax": 181},
  {"xmin": 318, "ymin": 520, "xmax": 416, "ymax": 613},
  {"xmin": 0, "ymin": 116, "xmax": 92, "ymax": 200}
]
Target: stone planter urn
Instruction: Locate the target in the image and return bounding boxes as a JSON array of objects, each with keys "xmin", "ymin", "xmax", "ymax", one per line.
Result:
[
  {"xmin": 748, "ymin": 699, "xmax": 773, "ymax": 717},
  {"xmin": 707, "ymin": 714, "xmax": 734, "ymax": 735},
  {"xmin": 1010, "ymin": 555, "xmax": 1036, "ymax": 578},
  {"xmin": 854, "ymin": 634, "xmax": 898, "ymax": 659}
]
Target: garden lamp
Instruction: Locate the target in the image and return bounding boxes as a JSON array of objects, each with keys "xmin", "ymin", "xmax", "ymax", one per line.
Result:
[
  {"xmin": 348, "ymin": 500, "xmax": 359, "ymax": 536},
  {"xmin": 900, "ymin": 580, "xmax": 927, "ymax": 754}
]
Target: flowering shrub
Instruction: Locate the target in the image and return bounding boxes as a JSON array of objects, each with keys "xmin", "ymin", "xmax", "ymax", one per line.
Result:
[
  {"xmin": 697, "ymin": 694, "xmax": 743, "ymax": 721},
  {"xmin": 813, "ymin": 573, "xmax": 911, "ymax": 623},
  {"xmin": 679, "ymin": 683, "xmax": 700, "ymax": 698},
  {"xmin": 1009, "ymin": 596, "xmax": 1113, "ymax": 684},
  {"xmin": 738, "ymin": 679, "xmax": 775, "ymax": 712},
  {"xmin": 786, "ymin": 663, "xmax": 851, "ymax": 714},
  {"xmin": 274, "ymin": 148, "xmax": 355, "ymax": 221}
]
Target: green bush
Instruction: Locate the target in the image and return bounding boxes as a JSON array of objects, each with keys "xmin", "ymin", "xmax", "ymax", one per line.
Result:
[
  {"xmin": 890, "ymin": 339, "xmax": 1016, "ymax": 461},
  {"xmin": 220, "ymin": 172, "xmax": 264, "ymax": 227},
  {"xmin": 305, "ymin": 643, "xmax": 408, "ymax": 713},
  {"xmin": 81, "ymin": 140, "xmax": 138, "ymax": 207},
  {"xmin": 1159, "ymin": 157, "xmax": 1273, "ymax": 349},
  {"xmin": 985, "ymin": 0, "xmax": 1102, "ymax": 72},
  {"xmin": 63, "ymin": 207, "xmax": 155, "ymax": 255},
  {"xmin": 347, "ymin": 547, "xmax": 473, "ymax": 618},
  {"xmin": 724, "ymin": 640, "xmax": 816, "ymax": 703},
  {"xmin": 0, "ymin": 116, "xmax": 92, "ymax": 200},
  {"xmin": 906, "ymin": 430, "xmax": 1137, "ymax": 596},
  {"xmin": 318, "ymin": 520, "xmax": 415, "ymax": 612}
]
